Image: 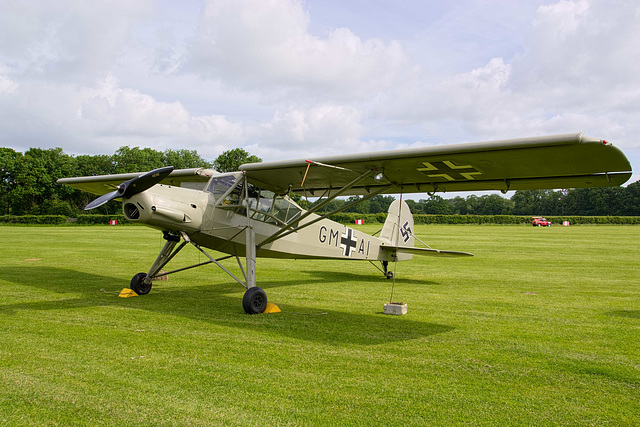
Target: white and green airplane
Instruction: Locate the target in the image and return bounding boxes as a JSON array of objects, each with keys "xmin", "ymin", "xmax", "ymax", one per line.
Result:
[{"xmin": 58, "ymin": 133, "xmax": 632, "ymax": 314}]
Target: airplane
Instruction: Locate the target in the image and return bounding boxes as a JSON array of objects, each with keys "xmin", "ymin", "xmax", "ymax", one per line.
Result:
[{"xmin": 58, "ymin": 132, "xmax": 632, "ymax": 314}]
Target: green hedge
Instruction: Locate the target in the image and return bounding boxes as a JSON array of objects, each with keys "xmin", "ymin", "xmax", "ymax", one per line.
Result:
[
  {"xmin": 2, "ymin": 213, "xmax": 639, "ymax": 226},
  {"xmin": 328, "ymin": 213, "xmax": 640, "ymax": 225},
  {"xmin": 75, "ymin": 215, "xmax": 128, "ymax": 225},
  {"xmin": 327, "ymin": 212, "xmax": 388, "ymax": 224},
  {"xmin": 0, "ymin": 215, "xmax": 128, "ymax": 225},
  {"xmin": 0, "ymin": 215, "xmax": 68, "ymax": 225},
  {"xmin": 544, "ymin": 215, "xmax": 640, "ymax": 225}
]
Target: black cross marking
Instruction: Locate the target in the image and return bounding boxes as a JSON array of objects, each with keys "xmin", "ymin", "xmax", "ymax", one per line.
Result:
[
  {"xmin": 417, "ymin": 160, "xmax": 481, "ymax": 181},
  {"xmin": 340, "ymin": 228, "xmax": 357, "ymax": 257},
  {"xmin": 400, "ymin": 220, "xmax": 412, "ymax": 243}
]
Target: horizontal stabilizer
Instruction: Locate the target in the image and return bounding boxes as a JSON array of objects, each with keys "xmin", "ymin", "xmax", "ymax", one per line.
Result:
[{"xmin": 381, "ymin": 244, "xmax": 473, "ymax": 257}]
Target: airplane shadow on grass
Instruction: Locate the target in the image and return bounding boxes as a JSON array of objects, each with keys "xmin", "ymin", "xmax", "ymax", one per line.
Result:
[
  {"xmin": 0, "ymin": 266, "xmax": 454, "ymax": 346},
  {"xmin": 302, "ymin": 269, "xmax": 441, "ymax": 286},
  {"xmin": 607, "ymin": 310, "xmax": 640, "ymax": 319}
]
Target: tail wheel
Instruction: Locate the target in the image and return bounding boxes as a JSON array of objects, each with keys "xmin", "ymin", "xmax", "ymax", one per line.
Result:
[
  {"xmin": 242, "ymin": 287, "xmax": 267, "ymax": 314},
  {"xmin": 130, "ymin": 272, "xmax": 152, "ymax": 295}
]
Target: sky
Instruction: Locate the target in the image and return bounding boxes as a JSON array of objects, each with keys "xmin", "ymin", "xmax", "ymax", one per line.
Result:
[{"xmin": 1, "ymin": 0, "xmax": 639, "ymax": 189}]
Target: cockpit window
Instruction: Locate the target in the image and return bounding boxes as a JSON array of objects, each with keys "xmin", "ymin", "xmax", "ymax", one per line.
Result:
[
  {"xmin": 271, "ymin": 195, "xmax": 302, "ymax": 224},
  {"xmin": 205, "ymin": 173, "xmax": 303, "ymax": 225},
  {"xmin": 206, "ymin": 174, "xmax": 241, "ymax": 202},
  {"xmin": 247, "ymin": 185, "xmax": 303, "ymax": 225}
]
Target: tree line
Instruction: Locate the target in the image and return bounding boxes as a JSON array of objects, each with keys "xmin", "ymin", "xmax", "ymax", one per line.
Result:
[
  {"xmin": 0, "ymin": 146, "xmax": 258, "ymax": 216},
  {"xmin": 312, "ymin": 184, "xmax": 640, "ymax": 217},
  {"xmin": 1, "ymin": 146, "xmax": 638, "ymax": 217}
]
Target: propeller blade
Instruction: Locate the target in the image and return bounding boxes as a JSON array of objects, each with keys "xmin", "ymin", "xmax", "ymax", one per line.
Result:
[
  {"xmin": 83, "ymin": 166, "xmax": 175, "ymax": 211},
  {"xmin": 121, "ymin": 166, "xmax": 174, "ymax": 198},
  {"xmin": 84, "ymin": 189, "xmax": 121, "ymax": 211}
]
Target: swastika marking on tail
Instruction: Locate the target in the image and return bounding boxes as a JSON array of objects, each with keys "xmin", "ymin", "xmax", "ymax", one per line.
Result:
[{"xmin": 400, "ymin": 220, "xmax": 412, "ymax": 243}]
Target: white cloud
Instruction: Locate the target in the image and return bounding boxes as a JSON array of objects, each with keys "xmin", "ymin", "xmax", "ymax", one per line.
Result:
[
  {"xmin": 370, "ymin": 57, "xmax": 512, "ymax": 131},
  {"xmin": 183, "ymin": 0, "xmax": 408, "ymax": 100},
  {"xmin": 0, "ymin": 0, "xmax": 152, "ymax": 83},
  {"xmin": 247, "ymin": 104, "xmax": 366, "ymax": 159},
  {"xmin": 503, "ymin": 0, "xmax": 640, "ymax": 147},
  {"xmin": 512, "ymin": 0, "xmax": 640, "ymax": 92},
  {"xmin": 368, "ymin": 0, "xmax": 640, "ymax": 154},
  {"xmin": 0, "ymin": 74, "xmax": 246, "ymax": 159},
  {"xmin": 0, "ymin": 66, "xmax": 17, "ymax": 93},
  {"xmin": 76, "ymin": 76, "xmax": 250, "ymax": 156}
]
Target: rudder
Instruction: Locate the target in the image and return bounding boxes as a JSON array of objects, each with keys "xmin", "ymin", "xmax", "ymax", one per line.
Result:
[{"xmin": 380, "ymin": 199, "xmax": 414, "ymax": 248}]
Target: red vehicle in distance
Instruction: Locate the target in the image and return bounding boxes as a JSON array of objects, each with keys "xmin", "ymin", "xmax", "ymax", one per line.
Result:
[{"xmin": 530, "ymin": 216, "xmax": 551, "ymax": 227}]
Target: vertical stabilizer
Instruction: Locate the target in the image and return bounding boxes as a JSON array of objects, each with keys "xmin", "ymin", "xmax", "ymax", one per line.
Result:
[{"xmin": 380, "ymin": 200, "xmax": 414, "ymax": 248}]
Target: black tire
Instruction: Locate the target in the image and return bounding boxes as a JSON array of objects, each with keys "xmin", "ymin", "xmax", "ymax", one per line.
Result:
[
  {"xmin": 130, "ymin": 272, "xmax": 152, "ymax": 295},
  {"xmin": 385, "ymin": 271, "xmax": 394, "ymax": 280},
  {"xmin": 242, "ymin": 287, "xmax": 267, "ymax": 314}
]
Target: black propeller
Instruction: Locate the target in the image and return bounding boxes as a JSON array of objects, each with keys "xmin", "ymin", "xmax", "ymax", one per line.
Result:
[{"xmin": 84, "ymin": 166, "xmax": 174, "ymax": 211}]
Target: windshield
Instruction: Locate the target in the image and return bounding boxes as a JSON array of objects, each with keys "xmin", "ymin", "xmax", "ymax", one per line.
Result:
[{"xmin": 206, "ymin": 173, "xmax": 242, "ymax": 204}]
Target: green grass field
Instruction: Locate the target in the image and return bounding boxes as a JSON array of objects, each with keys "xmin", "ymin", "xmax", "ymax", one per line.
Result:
[{"xmin": 1, "ymin": 224, "xmax": 638, "ymax": 425}]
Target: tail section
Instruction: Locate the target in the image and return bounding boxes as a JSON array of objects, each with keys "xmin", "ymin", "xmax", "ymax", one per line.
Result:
[
  {"xmin": 378, "ymin": 199, "xmax": 474, "ymax": 261},
  {"xmin": 380, "ymin": 200, "xmax": 414, "ymax": 248},
  {"xmin": 380, "ymin": 200, "xmax": 473, "ymax": 264}
]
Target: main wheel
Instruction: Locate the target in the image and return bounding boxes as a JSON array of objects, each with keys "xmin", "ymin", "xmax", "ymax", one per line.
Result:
[
  {"xmin": 385, "ymin": 271, "xmax": 394, "ymax": 280},
  {"xmin": 130, "ymin": 272, "xmax": 152, "ymax": 295},
  {"xmin": 242, "ymin": 287, "xmax": 267, "ymax": 314}
]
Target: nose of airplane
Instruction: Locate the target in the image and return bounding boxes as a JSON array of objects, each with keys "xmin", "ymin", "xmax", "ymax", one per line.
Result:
[
  {"xmin": 122, "ymin": 187, "xmax": 206, "ymax": 231},
  {"xmin": 123, "ymin": 191, "xmax": 154, "ymax": 222}
]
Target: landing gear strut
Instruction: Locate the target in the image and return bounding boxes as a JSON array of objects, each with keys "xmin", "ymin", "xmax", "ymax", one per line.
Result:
[
  {"xmin": 130, "ymin": 231, "xmax": 184, "ymax": 295},
  {"xmin": 129, "ymin": 228, "xmax": 267, "ymax": 314},
  {"xmin": 382, "ymin": 261, "xmax": 394, "ymax": 280}
]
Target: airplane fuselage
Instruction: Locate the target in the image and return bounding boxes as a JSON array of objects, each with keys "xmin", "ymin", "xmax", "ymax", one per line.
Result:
[{"xmin": 122, "ymin": 178, "xmax": 398, "ymax": 262}]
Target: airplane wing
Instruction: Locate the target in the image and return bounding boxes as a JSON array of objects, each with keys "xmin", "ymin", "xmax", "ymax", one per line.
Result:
[
  {"xmin": 381, "ymin": 244, "xmax": 474, "ymax": 257},
  {"xmin": 240, "ymin": 133, "xmax": 632, "ymax": 196},
  {"xmin": 57, "ymin": 168, "xmax": 215, "ymax": 196}
]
